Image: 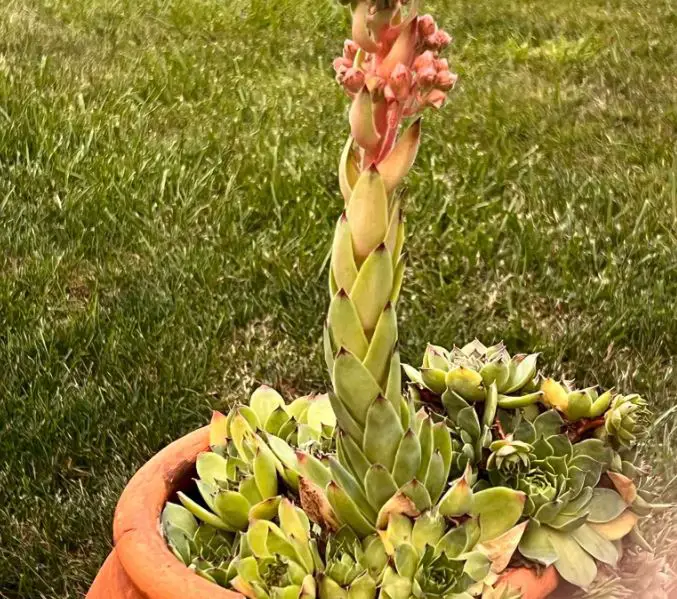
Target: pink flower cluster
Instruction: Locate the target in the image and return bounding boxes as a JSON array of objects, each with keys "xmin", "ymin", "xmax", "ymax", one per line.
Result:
[{"xmin": 333, "ymin": 13, "xmax": 457, "ymax": 116}]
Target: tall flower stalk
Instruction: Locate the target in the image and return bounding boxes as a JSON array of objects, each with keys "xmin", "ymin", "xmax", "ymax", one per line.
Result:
[{"xmin": 323, "ymin": 0, "xmax": 458, "ymax": 532}]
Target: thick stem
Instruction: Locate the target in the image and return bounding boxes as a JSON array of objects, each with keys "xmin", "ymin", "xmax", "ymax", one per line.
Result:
[{"xmin": 568, "ymin": 417, "xmax": 605, "ymax": 442}]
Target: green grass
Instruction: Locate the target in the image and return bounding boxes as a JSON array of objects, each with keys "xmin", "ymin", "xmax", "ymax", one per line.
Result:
[{"xmin": 1, "ymin": 0, "xmax": 676, "ymax": 596}]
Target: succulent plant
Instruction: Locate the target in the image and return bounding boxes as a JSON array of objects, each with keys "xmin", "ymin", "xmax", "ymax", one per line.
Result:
[
  {"xmin": 318, "ymin": 527, "xmax": 381, "ymax": 599},
  {"xmin": 403, "ymin": 341, "xmax": 541, "ymax": 408},
  {"xmin": 376, "ymin": 511, "xmax": 495, "ymax": 598},
  {"xmin": 486, "ymin": 438, "xmax": 533, "ymax": 477},
  {"xmin": 161, "ymin": 503, "xmax": 239, "ymax": 586},
  {"xmin": 159, "ymin": 0, "xmax": 665, "ymax": 595},
  {"xmin": 490, "ymin": 413, "xmax": 646, "ymax": 588},
  {"xmin": 540, "ymin": 379, "xmax": 613, "ymax": 422},
  {"xmin": 230, "ymin": 499, "xmax": 323, "ymax": 599},
  {"xmin": 598, "ymin": 393, "xmax": 651, "ymax": 448},
  {"xmin": 218, "ymin": 386, "xmax": 336, "ymax": 454}
]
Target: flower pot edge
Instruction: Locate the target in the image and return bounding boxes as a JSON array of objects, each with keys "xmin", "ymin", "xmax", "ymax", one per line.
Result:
[{"xmin": 88, "ymin": 425, "xmax": 242, "ymax": 599}]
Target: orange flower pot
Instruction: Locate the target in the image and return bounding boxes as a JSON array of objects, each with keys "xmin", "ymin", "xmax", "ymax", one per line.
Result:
[
  {"xmin": 87, "ymin": 427, "xmax": 559, "ymax": 599},
  {"xmin": 87, "ymin": 426, "xmax": 241, "ymax": 599},
  {"xmin": 500, "ymin": 565, "xmax": 560, "ymax": 599}
]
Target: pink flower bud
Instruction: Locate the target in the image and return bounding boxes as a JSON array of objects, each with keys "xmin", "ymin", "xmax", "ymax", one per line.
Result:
[
  {"xmin": 417, "ymin": 66, "xmax": 437, "ymax": 86},
  {"xmin": 432, "ymin": 29, "xmax": 452, "ymax": 49},
  {"xmin": 388, "ymin": 63, "xmax": 412, "ymax": 102},
  {"xmin": 435, "ymin": 58, "xmax": 449, "ymax": 71},
  {"xmin": 343, "ymin": 39, "xmax": 359, "ymax": 61},
  {"xmin": 343, "ymin": 68, "xmax": 366, "ymax": 93},
  {"xmin": 434, "ymin": 70, "xmax": 457, "ymax": 91},
  {"xmin": 418, "ymin": 14, "xmax": 437, "ymax": 38},
  {"xmin": 413, "ymin": 50, "xmax": 436, "ymax": 72},
  {"xmin": 425, "ymin": 89, "xmax": 447, "ymax": 109},
  {"xmin": 333, "ymin": 56, "xmax": 352, "ymax": 73}
]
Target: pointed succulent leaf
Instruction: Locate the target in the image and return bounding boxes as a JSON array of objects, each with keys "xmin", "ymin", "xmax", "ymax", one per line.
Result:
[
  {"xmin": 399, "ymin": 479, "xmax": 432, "ymax": 511},
  {"xmin": 375, "ymin": 491, "xmax": 419, "ymax": 529},
  {"xmin": 566, "ymin": 391, "xmax": 593, "ymax": 421},
  {"xmin": 363, "ymin": 303, "xmax": 397, "ymax": 385},
  {"xmin": 363, "ymin": 396, "xmax": 404, "ymax": 472},
  {"xmin": 339, "ymin": 136, "xmax": 360, "ymax": 204},
  {"xmin": 421, "ymin": 368, "xmax": 447, "ymax": 394},
  {"xmin": 249, "ymin": 496, "xmax": 282, "ymax": 521},
  {"xmin": 365, "ymin": 464, "xmax": 399, "ymax": 510},
  {"xmin": 545, "ymin": 529, "xmax": 598, "ymax": 588},
  {"xmin": 162, "ymin": 502, "xmax": 198, "ymax": 538},
  {"xmin": 329, "ymin": 290, "xmax": 370, "ymax": 360},
  {"xmin": 349, "ymin": 87, "xmax": 381, "ymax": 152},
  {"xmin": 177, "ymin": 491, "xmax": 233, "ymax": 531},
  {"xmin": 377, "ymin": 119, "xmax": 421, "ymax": 193},
  {"xmin": 196, "ymin": 452, "xmax": 230, "ymax": 487},
  {"xmin": 423, "ymin": 451, "xmax": 446, "ymax": 504},
  {"xmin": 472, "ymin": 488, "xmax": 526, "ymax": 542},
  {"xmin": 571, "ymin": 524, "xmax": 619, "ymax": 566},
  {"xmin": 252, "ymin": 449, "xmax": 278, "ymax": 499},
  {"xmin": 503, "ymin": 354, "xmax": 539, "ymax": 394},
  {"xmin": 446, "ymin": 367, "xmax": 485, "ymax": 402},
  {"xmin": 589, "ymin": 390, "xmax": 613, "ymax": 418},
  {"xmin": 432, "ymin": 422, "xmax": 453, "ymax": 483},
  {"xmin": 337, "ymin": 430, "xmax": 371, "ymax": 483},
  {"xmin": 331, "ymin": 213, "xmax": 359, "ymax": 293},
  {"xmin": 392, "ymin": 429, "xmax": 422, "ymax": 487},
  {"xmin": 327, "ymin": 481, "xmax": 377, "ymax": 538},
  {"xmin": 497, "ymin": 392, "xmax": 543, "ymax": 409},
  {"xmin": 589, "ymin": 510, "xmax": 638, "ymax": 541},
  {"xmin": 350, "ymin": 244, "xmax": 394, "ymax": 333},
  {"xmin": 249, "ymin": 386, "xmax": 285, "ymax": 429},
  {"xmin": 209, "ymin": 410, "xmax": 229, "ymax": 449},
  {"xmin": 540, "ymin": 379, "xmax": 569, "ymax": 414},
  {"xmin": 438, "ymin": 465, "xmax": 473, "ymax": 518},
  {"xmin": 384, "ymin": 349, "xmax": 403, "ymax": 414},
  {"xmin": 333, "ymin": 348, "xmax": 382, "ymax": 426},
  {"xmin": 483, "ymin": 383, "xmax": 499, "ymax": 429}
]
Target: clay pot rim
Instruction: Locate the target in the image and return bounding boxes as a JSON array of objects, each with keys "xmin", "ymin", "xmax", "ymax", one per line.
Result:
[
  {"xmin": 112, "ymin": 425, "xmax": 243, "ymax": 599},
  {"xmin": 109, "ymin": 425, "xmax": 558, "ymax": 599}
]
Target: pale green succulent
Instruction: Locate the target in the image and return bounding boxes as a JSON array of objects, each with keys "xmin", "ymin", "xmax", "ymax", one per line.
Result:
[
  {"xmin": 540, "ymin": 379, "xmax": 613, "ymax": 422},
  {"xmin": 483, "ymin": 410, "xmax": 644, "ymax": 589},
  {"xmin": 318, "ymin": 527, "xmax": 381, "ymax": 599},
  {"xmin": 377, "ymin": 511, "xmax": 490, "ymax": 599},
  {"xmin": 174, "ymin": 443, "xmax": 283, "ymax": 532},
  {"xmin": 403, "ymin": 340, "xmax": 542, "ymax": 409},
  {"xmin": 161, "ymin": 502, "xmax": 239, "ymax": 586},
  {"xmin": 486, "ymin": 438, "xmax": 533, "ymax": 477},
  {"xmin": 599, "ymin": 393, "xmax": 651, "ymax": 448},
  {"xmin": 321, "ymin": 167, "xmax": 446, "ymax": 535},
  {"xmin": 215, "ymin": 386, "xmax": 337, "ymax": 455},
  {"xmin": 230, "ymin": 499, "xmax": 323, "ymax": 599}
]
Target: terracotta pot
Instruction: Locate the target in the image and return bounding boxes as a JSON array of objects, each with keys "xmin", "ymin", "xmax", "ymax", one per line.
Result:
[
  {"xmin": 87, "ymin": 426, "xmax": 242, "ymax": 599},
  {"xmin": 500, "ymin": 566, "xmax": 559, "ymax": 599},
  {"xmin": 87, "ymin": 426, "xmax": 559, "ymax": 599}
]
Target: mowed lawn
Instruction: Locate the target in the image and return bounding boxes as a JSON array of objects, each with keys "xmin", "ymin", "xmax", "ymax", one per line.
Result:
[{"xmin": 1, "ymin": 0, "xmax": 676, "ymax": 596}]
